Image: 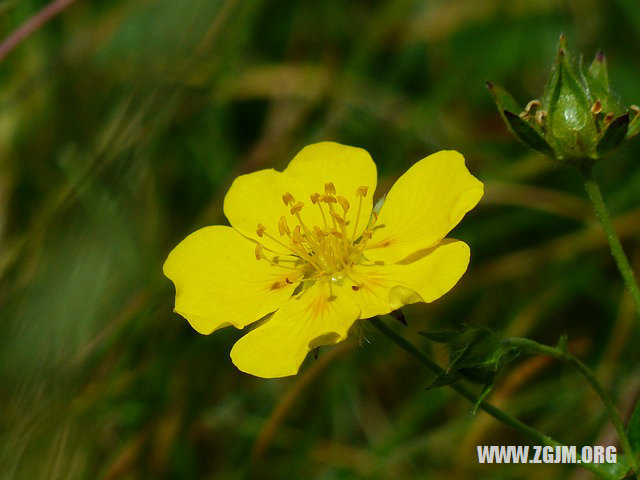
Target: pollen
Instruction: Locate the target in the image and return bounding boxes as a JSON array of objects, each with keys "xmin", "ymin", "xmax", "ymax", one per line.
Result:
[{"xmin": 253, "ymin": 182, "xmax": 376, "ymax": 280}]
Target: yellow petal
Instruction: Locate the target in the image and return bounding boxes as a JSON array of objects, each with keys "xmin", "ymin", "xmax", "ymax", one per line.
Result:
[
  {"xmin": 163, "ymin": 226, "xmax": 299, "ymax": 334},
  {"xmin": 347, "ymin": 239, "xmax": 470, "ymax": 318},
  {"xmin": 366, "ymin": 150, "xmax": 483, "ymax": 263},
  {"xmin": 230, "ymin": 280, "xmax": 360, "ymax": 378},
  {"xmin": 223, "ymin": 142, "xmax": 377, "ymax": 252}
]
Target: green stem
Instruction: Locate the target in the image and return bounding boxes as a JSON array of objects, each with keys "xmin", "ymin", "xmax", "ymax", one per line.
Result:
[
  {"xmin": 580, "ymin": 165, "xmax": 640, "ymax": 318},
  {"xmin": 503, "ymin": 336, "xmax": 638, "ymax": 471},
  {"xmin": 370, "ymin": 317, "xmax": 617, "ymax": 480}
]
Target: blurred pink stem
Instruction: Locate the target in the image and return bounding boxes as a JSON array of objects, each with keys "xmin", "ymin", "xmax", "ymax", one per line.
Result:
[{"xmin": 0, "ymin": 0, "xmax": 76, "ymax": 62}]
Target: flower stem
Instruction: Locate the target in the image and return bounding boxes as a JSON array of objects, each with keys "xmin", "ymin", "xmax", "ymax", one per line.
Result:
[
  {"xmin": 370, "ymin": 317, "xmax": 618, "ymax": 480},
  {"xmin": 503, "ymin": 336, "xmax": 638, "ymax": 471},
  {"xmin": 580, "ymin": 165, "xmax": 640, "ymax": 319}
]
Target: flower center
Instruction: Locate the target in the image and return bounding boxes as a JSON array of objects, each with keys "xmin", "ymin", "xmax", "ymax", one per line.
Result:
[{"xmin": 254, "ymin": 182, "xmax": 376, "ymax": 281}]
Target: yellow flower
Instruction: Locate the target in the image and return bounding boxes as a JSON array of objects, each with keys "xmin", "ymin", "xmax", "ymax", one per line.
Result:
[{"xmin": 163, "ymin": 142, "xmax": 483, "ymax": 378}]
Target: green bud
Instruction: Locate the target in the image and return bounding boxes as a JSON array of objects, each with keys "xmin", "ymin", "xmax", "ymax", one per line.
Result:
[{"xmin": 488, "ymin": 34, "xmax": 637, "ymax": 165}]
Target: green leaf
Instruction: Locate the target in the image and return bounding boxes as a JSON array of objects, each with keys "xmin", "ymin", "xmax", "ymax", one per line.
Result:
[
  {"xmin": 589, "ymin": 50, "xmax": 610, "ymax": 90},
  {"xmin": 504, "ymin": 111, "xmax": 555, "ymax": 156},
  {"xmin": 427, "ymin": 372, "xmax": 460, "ymax": 389},
  {"xmin": 628, "ymin": 113, "xmax": 640, "ymax": 139},
  {"xmin": 597, "ymin": 113, "xmax": 629, "ymax": 155},
  {"xmin": 419, "ymin": 331, "xmax": 460, "ymax": 343},
  {"xmin": 486, "ymin": 81, "xmax": 522, "ymax": 122},
  {"xmin": 581, "ymin": 51, "xmax": 624, "ymax": 116}
]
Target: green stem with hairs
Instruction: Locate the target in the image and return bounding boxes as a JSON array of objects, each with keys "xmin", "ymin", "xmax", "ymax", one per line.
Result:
[
  {"xmin": 370, "ymin": 317, "xmax": 618, "ymax": 480},
  {"xmin": 503, "ymin": 336, "xmax": 638, "ymax": 471},
  {"xmin": 580, "ymin": 165, "xmax": 640, "ymax": 319}
]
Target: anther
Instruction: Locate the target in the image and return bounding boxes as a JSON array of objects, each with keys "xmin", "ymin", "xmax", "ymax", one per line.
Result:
[
  {"xmin": 278, "ymin": 216, "xmax": 290, "ymax": 236},
  {"xmin": 591, "ymin": 100, "xmax": 602, "ymax": 115},
  {"xmin": 310, "ymin": 192, "xmax": 320, "ymax": 204},
  {"xmin": 330, "ymin": 211, "xmax": 346, "ymax": 226},
  {"xmin": 356, "ymin": 186, "xmax": 368, "ymax": 197},
  {"xmin": 535, "ymin": 110, "xmax": 546, "ymax": 127},
  {"xmin": 520, "ymin": 99, "xmax": 541, "ymax": 118},
  {"xmin": 319, "ymin": 195, "xmax": 337, "ymax": 204},
  {"xmin": 293, "ymin": 225, "xmax": 304, "ymax": 244},
  {"xmin": 324, "ymin": 182, "xmax": 336, "ymax": 195},
  {"xmin": 282, "ymin": 192, "xmax": 295, "ymax": 206},
  {"xmin": 313, "ymin": 226, "xmax": 328, "ymax": 237},
  {"xmin": 254, "ymin": 243, "xmax": 264, "ymax": 260},
  {"xmin": 290, "ymin": 201, "xmax": 304, "ymax": 215},
  {"xmin": 337, "ymin": 195, "xmax": 350, "ymax": 212},
  {"xmin": 361, "ymin": 231, "xmax": 372, "ymax": 240},
  {"xmin": 604, "ymin": 112, "xmax": 615, "ymax": 125},
  {"xmin": 330, "ymin": 228, "xmax": 342, "ymax": 238},
  {"xmin": 256, "ymin": 223, "xmax": 266, "ymax": 237}
]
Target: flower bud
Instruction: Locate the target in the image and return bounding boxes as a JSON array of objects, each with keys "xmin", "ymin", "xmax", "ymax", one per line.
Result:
[{"xmin": 488, "ymin": 34, "xmax": 638, "ymax": 165}]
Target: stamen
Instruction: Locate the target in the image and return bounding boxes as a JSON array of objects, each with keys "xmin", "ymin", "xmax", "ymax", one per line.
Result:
[
  {"xmin": 292, "ymin": 225, "xmax": 304, "ymax": 244},
  {"xmin": 337, "ymin": 195, "xmax": 350, "ymax": 212},
  {"xmin": 352, "ymin": 186, "xmax": 368, "ymax": 241},
  {"xmin": 591, "ymin": 100, "xmax": 602, "ymax": 115},
  {"xmin": 256, "ymin": 223, "xmax": 266, "ymax": 237},
  {"xmin": 314, "ymin": 226, "xmax": 328, "ymax": 237},
  {"xmin": 330, "ymin": 211, "xmax": 345, "ymax": 226},
  {"xmin": 278, "ymin": 216, "xmax": 290, "ymax": 236},
  {"xmin": 311, "ymin": 192, "xmax": 328, "ymax": 228},
  {"xmin": 604, "ymin": 112, "xmax": 615, "ymax": 125},
  {"xmin": 290, "ymin": 201, "xmax": 304, "ymax": 216},
  {"xmin": 282, "ymin": 192, "xmax": 295, "ymax": 206},
  {"xmin": 319, "ymin": 194, "xmax": 337, "ymax": 204},
  {"xmin": 519, "ymin": 99, "xmax": 541, "ymax": 118},
  {"xmin": 255, "ymin": 243, "xmax": 264, "ymax": 260},
  {"xmin": 270, "ymin": 182, "xmax": 375, "ymax": 278},
  {"xmin": 324, "ymin": 182, "xmax": 336, "ymax": 195},
  {"xmin": 356, "ymin": 186, "xmax": 368, "ymax": 197}
]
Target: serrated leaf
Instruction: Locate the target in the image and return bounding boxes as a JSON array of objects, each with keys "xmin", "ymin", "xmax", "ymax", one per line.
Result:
[
  {"xmin": 597, "ymin": 113, "xmax": 629, "ymax": 154},
  {"xmin": 504, "ymin": 111, "xmax": 555, "ymax": 156}
]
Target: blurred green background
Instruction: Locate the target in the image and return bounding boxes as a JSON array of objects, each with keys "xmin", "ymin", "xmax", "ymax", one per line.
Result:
[{"xmin": 2, "ymin": 0, "xmax": 640, "ymax": 478}]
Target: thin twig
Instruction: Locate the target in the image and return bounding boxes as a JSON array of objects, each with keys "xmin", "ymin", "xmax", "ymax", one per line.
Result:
[{"xmin": 0, "ymin": 0, "xmax": 76, "ymax": 63}]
